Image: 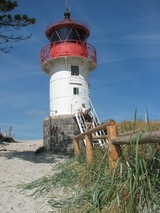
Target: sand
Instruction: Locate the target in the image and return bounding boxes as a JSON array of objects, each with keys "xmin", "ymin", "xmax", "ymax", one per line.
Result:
[{"xmin": 0, "ymin": 139, "xmax": 66, "ymax": 213}]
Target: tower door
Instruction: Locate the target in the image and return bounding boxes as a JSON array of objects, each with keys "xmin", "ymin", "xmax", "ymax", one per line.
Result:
[{"xmin": 70, "ymin": 84, "xmax": 85, "ymax": 114}]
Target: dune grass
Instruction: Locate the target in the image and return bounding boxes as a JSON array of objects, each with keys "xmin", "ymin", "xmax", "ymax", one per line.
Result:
[
  {"xmin": 117, "ymin": 120, "xmax": 160, "ymax": 133},
  {"xmin": 22, "ymin": 120, "xmax": 160, "ymax": 212},
  {"xmin": 58, "ymin": 143, "xmax": 160, "ymax": 213}
]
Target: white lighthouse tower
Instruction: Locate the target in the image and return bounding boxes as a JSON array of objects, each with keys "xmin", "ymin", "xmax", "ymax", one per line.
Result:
[{"xmin": 40, "ymin": 7, "xmax": 98, "ymax": 151}]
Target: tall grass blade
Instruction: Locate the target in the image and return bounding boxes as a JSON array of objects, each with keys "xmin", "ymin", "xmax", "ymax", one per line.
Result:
[
  {"xmin": 134, "ymin": 108, "xmax": 137, "ymax": 131},
  {"xmin": 146, "ymin": 106, "xmax": 151, "ymax": 131}
]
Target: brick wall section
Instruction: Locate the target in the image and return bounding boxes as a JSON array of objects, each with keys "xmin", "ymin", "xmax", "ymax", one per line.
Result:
[{"xmin": 43, "ymin": 115, "xmax": 80, "ymax": 153}]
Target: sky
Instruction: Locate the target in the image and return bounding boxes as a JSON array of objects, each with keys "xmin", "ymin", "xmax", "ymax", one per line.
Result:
[{"xmin": 1, "ymin": 0, "xmax": 160, "ymax": 140}]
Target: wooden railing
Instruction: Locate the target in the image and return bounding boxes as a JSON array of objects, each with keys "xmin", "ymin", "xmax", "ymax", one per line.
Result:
[
  {"xmin": 73, "ymin": 120, "xmax": 160, "ymax": 170},
  {"xmin": 74, "ymin": 120, "xmax": 121, "ymax": 170}
]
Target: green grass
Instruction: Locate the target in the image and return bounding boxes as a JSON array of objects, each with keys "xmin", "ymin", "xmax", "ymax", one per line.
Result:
[
  {"xmin": 59, "ymin": 144, "xmax": 160, "ymax": 213},
  {"xmin": 21, "ymin": 120, "xmax": 160, "ymax": 213}
]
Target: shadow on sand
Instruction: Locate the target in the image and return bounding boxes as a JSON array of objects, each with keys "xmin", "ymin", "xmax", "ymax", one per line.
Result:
[{"xmin": 0, "ymin": 142, "xmax": 67, "ymax": 164}]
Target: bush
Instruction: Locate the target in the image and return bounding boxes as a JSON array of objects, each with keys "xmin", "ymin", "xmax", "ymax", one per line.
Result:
[{"xmin": 0, "ymin": 134, "xmax": 15, "ymax": 143}]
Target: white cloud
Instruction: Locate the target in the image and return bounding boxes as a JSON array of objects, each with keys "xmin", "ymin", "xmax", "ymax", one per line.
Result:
[
  {"xmin": 93, "ymin": 32, "xmax": 160, "ymax": 45},
  {"xmin": 25, "ymin": 109, "xmax": 46, "ymax": 116},
  {"xmin": 122, "ymin": 32, "xmax": 160, "ymax": 44},
  {"xmin": 0, "ymin": 54, "xmax": 41, "ymax": 82}
]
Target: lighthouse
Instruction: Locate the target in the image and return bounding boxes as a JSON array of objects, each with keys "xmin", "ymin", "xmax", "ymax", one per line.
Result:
[{"xmin": 40, "ymin": 7, "xmax": 98, "ymax": 151}]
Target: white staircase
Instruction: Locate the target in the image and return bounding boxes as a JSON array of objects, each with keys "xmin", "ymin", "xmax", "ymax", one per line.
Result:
[{"xmin": 75, "ymin": 98, "xmax": 107, "ymax": 147}]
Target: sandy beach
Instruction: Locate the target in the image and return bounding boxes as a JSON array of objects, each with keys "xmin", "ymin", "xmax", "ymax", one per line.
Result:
[{"xmin": 0, "ymin": 139, "xmax": 66, "ymax": 213}]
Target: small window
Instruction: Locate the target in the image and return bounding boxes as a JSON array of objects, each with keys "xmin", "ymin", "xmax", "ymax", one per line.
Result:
[
  {"xmin": 73, "ymin": 87, "xmax": 79, "ymax": 95},
  {"xmin": 71, "ymin": 65, "xmax": 79, "ymax": 76}
]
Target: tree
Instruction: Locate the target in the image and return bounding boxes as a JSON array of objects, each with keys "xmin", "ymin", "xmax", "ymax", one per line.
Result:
[{"xmin": 0, "ymin": 0, "xmax": 36, "ymax": 53}]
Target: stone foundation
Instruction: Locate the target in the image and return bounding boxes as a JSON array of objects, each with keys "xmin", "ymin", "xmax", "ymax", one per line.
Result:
[{"xmin": 43, "ymin": 114, "xmax": 80, "ymax": 153}]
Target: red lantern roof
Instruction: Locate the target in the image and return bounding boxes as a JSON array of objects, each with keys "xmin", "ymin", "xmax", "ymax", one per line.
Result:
[{"xmin": 45, "ymin": 9, "xmax": 90, "ymax": 39}]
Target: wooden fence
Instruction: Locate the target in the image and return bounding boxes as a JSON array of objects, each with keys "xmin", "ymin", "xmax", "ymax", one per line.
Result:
[{"xmin": 73, "ymin": 120, "xmax": 160, "ymax": 170}]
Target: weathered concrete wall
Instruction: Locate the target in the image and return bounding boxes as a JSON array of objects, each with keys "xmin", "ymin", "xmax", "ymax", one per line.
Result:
[{"xmin": 43, "ymin": 115, "xmax": 80, "ymax": 153}]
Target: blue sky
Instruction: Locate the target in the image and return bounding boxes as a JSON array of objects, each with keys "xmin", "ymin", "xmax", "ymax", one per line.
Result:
[{"xmin": 1, "ymin": 0, "xmax": 160, "ymax": 140}]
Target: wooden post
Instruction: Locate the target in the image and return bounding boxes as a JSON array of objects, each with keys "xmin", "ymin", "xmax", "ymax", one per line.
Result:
[
  {"xmin": 85, "ymin": 134, "xmax": 93, "ymax": 164},
  {"xmin": 107, "ymin": 122, "xmax": 121, "ymax": 170},
  {"xmin": 73, "ymin": 138, "xmax": 80, "ymax": 155}
]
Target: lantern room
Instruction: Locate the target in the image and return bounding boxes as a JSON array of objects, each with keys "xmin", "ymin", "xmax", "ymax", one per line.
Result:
[{"xmin": 40, "ymin": 9, "xmax": 96, "ymax": 70}]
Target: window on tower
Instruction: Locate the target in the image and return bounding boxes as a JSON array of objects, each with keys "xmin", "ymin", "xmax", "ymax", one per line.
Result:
[
  {"xmin": 71, "ymin": 65, "xmax": 79, "ymax": 76},
  {"xmin": 73, "ymin": 87, "xmax": 79, "ymax": 95}
]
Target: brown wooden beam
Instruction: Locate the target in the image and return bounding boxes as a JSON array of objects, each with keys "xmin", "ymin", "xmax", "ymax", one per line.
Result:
[
  {"xmin": 85, "ymin": 134, "xmax": 93, "ymax": 164},
  {"xmin": 92, "ymin": 135, "xmax": 108, "ymax": 140},
  {"xmin": 73, "ymin": 138, "xmax": 80, "ymax": 155},
  {"xmin": 74, "ymin": 120, "xmax": 115, "ymax": 140},
  {"xmin": 107, "ymin": 121, "xmax": 121, "ymax": 170},
  {"xmin": 112, "ymin": 130, "xmax": 160, "ymax": 145}
]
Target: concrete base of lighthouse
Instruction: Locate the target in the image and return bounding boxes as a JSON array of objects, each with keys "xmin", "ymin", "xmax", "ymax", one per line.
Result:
[{"xmin": 43, "ymin": 115, "xmax": 80, "ymax": 153}]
